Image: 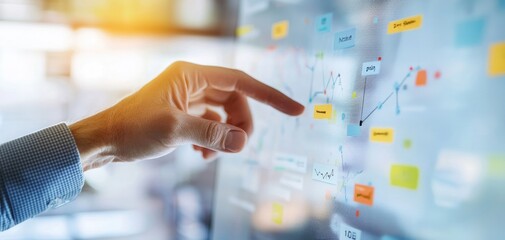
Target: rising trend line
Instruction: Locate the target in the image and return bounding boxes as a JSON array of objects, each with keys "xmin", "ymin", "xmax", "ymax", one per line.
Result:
[
  {"xmin": 309, "ymin": 72, "xmax": 342, "ymax": 103},
  {"xmin": 306, "ymin": 53, "xmax": 343, "ymax": 103},
  {"xmin": 359, "ymin": 67, "xmax": 421, "ymax": 126}
]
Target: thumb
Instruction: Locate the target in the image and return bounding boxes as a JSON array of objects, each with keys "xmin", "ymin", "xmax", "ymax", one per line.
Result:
[{"xmin": 177, "ymin": 113, "xmax": 248, "ymax": 153}]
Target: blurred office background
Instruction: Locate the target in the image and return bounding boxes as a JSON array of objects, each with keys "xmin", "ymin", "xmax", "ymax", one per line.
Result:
[{"xmin": 0, "ymin": 0, "xmax": 238, "ymax": 239}]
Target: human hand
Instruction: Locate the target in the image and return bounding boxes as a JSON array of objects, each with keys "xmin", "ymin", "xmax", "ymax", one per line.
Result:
[{"xmin": 70, "ymin": 62, "xmax": 304, "ymax": 171}]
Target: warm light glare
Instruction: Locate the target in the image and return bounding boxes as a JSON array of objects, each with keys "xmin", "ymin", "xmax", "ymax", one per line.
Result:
[
  {"xmin": 74, "ymin": 28, "xmax": 108, "ymax": 50},
  {"xmin": 72, "ymin": 51, "xmax": 147, "ymax": 90},
  {"xmin": 0, "ymin": 22, "xmax": 73, "ymax": 51},
  {"xmin": 0, "ymin": 51, "xmax": 45, "ymax": 86}
]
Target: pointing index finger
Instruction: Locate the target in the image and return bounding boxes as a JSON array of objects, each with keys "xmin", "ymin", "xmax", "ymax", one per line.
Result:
[{"xmin": 194, "ymin": 64, "xmax": 305, "ymax": 116}]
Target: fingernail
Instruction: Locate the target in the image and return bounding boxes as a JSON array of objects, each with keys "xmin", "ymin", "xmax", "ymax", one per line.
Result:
[{"xmin": 225, "ymin": 130, "xmax": 246, "ymax": 152}]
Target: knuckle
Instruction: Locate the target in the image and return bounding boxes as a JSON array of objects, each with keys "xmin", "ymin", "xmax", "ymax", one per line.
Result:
[
  {"xmin": 168, "ymin": 61, "xmax": 189, "ymax": 72},
  {"xmin": 233, "ymin": 69, "xmax": 247, "ymax": 78},
  {"xmin": 234, "ymin": 69, "xmax": 245, "ymax": 75},
  {"xmin": 204, "ymin": 121, "xmax": 222, "ymax": 148},
  {"xmin": 225, "ymin": 91, "xmax": 240, "ymax": 104}
]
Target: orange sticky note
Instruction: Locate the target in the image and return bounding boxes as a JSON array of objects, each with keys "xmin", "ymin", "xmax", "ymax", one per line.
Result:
[
  {"xmin": 415, "ymin": 69, "xmax": 427, "ymax": 86},
  {"xmin": 353, "ymin": 184, "xmax": 374, "ymax": 206}
]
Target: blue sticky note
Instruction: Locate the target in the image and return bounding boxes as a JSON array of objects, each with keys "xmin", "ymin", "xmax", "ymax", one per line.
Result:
[
  {"xmin": 361, "ymin": 60, "xmax": 381, "ymax": 76},
  {"xmin": 455, "ymin": 18, "xmax": 485, "ymax": 47},
  {"xmin": 334, "ymin": 28, "xmax": 356, "ymax": 50},
  {"xmin": 499, "ymin": 0, "xmax": 505, "ymax": 9},
  {"xmin": 316, "ymin": 13, "xmax": 333, "ymax": 32},
  {"xmin": 347, "ymin": 124, "xmax": 361, "ymax": 137}
]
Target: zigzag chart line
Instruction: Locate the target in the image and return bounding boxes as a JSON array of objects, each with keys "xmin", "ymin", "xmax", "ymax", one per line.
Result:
[
  {"xmin": 314, "ymin": 168, "xmax": 336, "ymax": 180},
  {"xmin": 306, "ymin": 54, "xmax": 343, "ymax": 104}
]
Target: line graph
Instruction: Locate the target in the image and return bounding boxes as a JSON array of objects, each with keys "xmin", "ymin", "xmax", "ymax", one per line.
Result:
[
  {"xmin": 314, "ymin": 168, "xmax": 335, "ymax": 180},
  {"xmin": 305, "ymin": 52, "xmax": 344, "ymax": 103},
  {"xmin": 312, "ymin": 162, "xmax": 338, "ymax": 185},
  {"xmin": 308, "ymin": 71, "xmax": 343, "ymax": 103},
  {"xmin": 338, "ymin": 145, "xmax": 363, "ymax": 202},
  {"xmin": 359, "ymin": 66, "xmax": 422, "ymax": 126}
]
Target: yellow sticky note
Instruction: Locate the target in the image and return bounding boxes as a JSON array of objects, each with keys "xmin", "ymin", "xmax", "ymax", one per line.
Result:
[
  {"xmin": 352, "ymin": 91, "xmax": 357, "ymax": 99},
  {"xmin": 272, "ymin": 20, "xmax": 289, "ymax": 40},
  {"xmin": 370, "ymin": 128, "xmax": 394, "ymax": 143},
  {"xmin": 387, "ymin": 15, "xmax": 423, "ymax": 34},
  {"xmin": 313, "ymin": 104, "xmax": 333, "ymax": 119},
  {"xmin": 236, "ymin": 25, "xmax": 253, "ymax": 37},
  {"xmin": 390, "ymin": 164, "xmax": 419, "ymax": 190},
  {"xmin": 489, "ymin": 42, "xmax": 505, "ymax": 77},
  {"xmin": 272, "ymin": 203, "xmax": 283, "ymax": 224}
]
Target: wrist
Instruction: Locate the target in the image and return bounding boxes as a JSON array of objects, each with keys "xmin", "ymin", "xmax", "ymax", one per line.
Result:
[{"xmin": 69, "ymin": 110, "xmax": 116, "ymax": 171}]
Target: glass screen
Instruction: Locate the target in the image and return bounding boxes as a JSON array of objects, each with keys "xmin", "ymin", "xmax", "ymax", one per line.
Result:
[{"xmin": 212, "ymin": 1, "xmax": 505, "ymax": 239}]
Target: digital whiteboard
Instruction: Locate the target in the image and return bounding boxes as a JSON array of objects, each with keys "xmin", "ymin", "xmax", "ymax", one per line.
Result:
[{"xmin": 212, "ymin": 1, "xmax": 505, "ymax": 239}]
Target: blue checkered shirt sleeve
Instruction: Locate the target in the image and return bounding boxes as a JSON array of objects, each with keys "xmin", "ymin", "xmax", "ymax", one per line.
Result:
[{"xmin": 0, "ymin": 123, "xmax": 84, "ymax": 231}]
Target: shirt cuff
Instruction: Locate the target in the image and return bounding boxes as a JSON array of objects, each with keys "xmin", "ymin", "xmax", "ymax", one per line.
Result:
[{"xmin": 0, "ymin": 123, "xmax": 84, "ymax": 231}]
